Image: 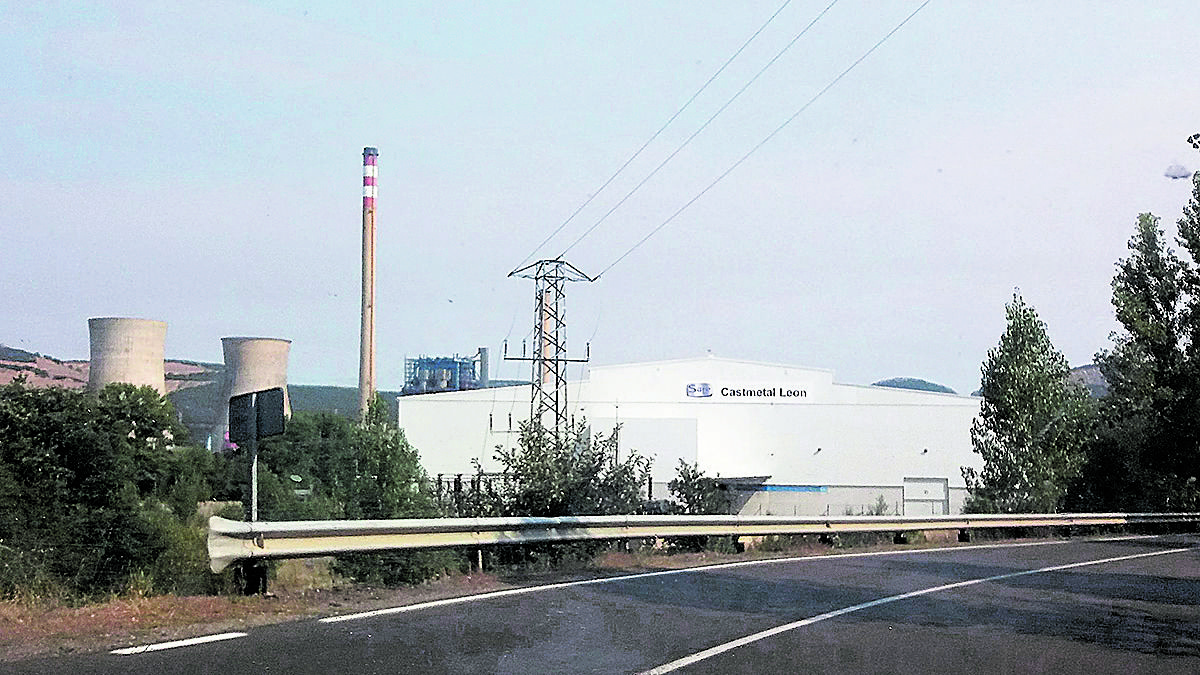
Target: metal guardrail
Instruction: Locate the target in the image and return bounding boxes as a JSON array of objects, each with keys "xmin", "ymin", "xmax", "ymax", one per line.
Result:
[{"xmin": 207, "ymin": 512, "xmax": 1200, "ymax": 572}]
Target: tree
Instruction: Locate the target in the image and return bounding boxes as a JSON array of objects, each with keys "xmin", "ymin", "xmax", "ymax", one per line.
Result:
[
  {"xmin": 95, "ymin": 383, "xmax": 187, "ymax": 498},
  {"xmin": 333, "ymin": 395, "xmax": 452, "ymax": 585},
  {"xmin": 248, "ymin": 396, "xmax": 437, "ymax": 522},
  {"xmin": 0, "ymin": 379, "xmax": 193, "ymax": 597},
  {"xmin": 963, "ymin": 293, "xmax": 1094, "ymax": 513},
  {"xmin": 492, "ymin": 420, "xmax": 651, "ymax": 517},
  {"xmin": 1080, "ymin": 184, "xmax": 1200, "ymax": 510},
  {"xmin": 347, "ymin": 395, "xmax": 436, "ymax": 520},
  {"xmin": 668, "ymin": 460, "xmax": 727, "ymax": 515},
  {"xmin": 244, "ymin": 395, "xmax": 454, "ymax": 585}
]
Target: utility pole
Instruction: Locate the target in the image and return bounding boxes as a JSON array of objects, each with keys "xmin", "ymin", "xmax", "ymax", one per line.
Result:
[{"xmin": 506, "ymin": 259, "xmax": 593, "ymax": 438}]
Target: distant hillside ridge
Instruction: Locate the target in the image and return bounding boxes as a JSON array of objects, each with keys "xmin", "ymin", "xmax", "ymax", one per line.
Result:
[
  {"xmin": 1068, "ymin": 364, "xmax": 1108, "ymax": 398},
  {"xmin": 969, "ymin": 364, "xmax": 1109, "ymax": 398},
  {"xmin": 0, "ymin": 344, "xmax": 37, "ymax": 363},
  {"xmin": 1, "ymin": 343, "xmax": 223, "ymax": 393},
  {"xmin": 872, "ymin": 377, "xmax": 956, "ymax": 395},
  {"xmin": 1, "ymin": 345, "xmax": 90, "ymax": 389}
]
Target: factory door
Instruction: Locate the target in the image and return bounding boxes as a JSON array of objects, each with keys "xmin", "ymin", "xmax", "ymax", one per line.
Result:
[{"xmin": 903, "ymin": 477, "xmax": 949, "ymax": 515}]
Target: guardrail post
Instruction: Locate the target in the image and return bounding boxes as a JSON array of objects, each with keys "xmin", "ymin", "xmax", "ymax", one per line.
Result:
[{"xmin": 236, "ymin": 560, "xmax": 268, "ymax": 595}]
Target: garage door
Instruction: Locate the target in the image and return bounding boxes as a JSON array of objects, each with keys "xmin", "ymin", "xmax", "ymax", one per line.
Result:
[{"xmin": 903, "ymin": 477, "xmax": 949, "ymax": 515}]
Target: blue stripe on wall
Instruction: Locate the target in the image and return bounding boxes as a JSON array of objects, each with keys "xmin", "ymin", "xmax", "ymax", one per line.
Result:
[{"xmin": 755, "ymin": 485, "xmax": 827, "ymax": 493}]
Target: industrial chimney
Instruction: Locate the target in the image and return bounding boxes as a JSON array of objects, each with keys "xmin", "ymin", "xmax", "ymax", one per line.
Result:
[
  {"xmin": 87, "ymin": 317, "xmax": 167, "ymax": 395},
  {"xmin": 358, "ymin": 146, "xmax": 378, "ymax": 421}
]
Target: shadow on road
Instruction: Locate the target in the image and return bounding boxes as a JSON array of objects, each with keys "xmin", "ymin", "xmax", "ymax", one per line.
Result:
[{"xmin": 583, "ymin": 536, "xmax": 1200, "ymax": 657}]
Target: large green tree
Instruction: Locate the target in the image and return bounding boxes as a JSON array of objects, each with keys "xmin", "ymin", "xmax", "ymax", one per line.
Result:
[
  {"xmin": 0, "ymin": 379, "xmax": 206, "ymax": 597},
  {"xmin": 963, "ymin": 293, "xmax": 1094, "ymax": 513},
  {"xmin": 1080, "ymin": 177, "xmax": 1200, "ymax": 510}
]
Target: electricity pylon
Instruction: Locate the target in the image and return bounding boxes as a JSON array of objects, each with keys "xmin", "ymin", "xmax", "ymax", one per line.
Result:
[{"xmin": 506, "ymin": 259, "xmax": 593, "ymax": 438}]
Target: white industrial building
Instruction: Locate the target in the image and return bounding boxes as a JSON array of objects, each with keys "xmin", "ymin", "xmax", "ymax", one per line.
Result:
[{"xmin": 397, "ymin": 356, "xmax": 983, "ymax": 516}]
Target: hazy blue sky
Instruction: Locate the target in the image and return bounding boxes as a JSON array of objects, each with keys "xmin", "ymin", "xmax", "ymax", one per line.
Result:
[{"xmin": 2, "ymin": 1, "xmax": 1198, "ymax": 394}]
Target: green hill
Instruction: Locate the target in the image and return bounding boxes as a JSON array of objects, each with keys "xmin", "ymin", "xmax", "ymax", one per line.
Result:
[
  {"xmin": 872, "ymin": 377, "xmax": 957, "ymax": 395},
  {"xmin": 0, "ymin": 345, "xmax": 37, "ymax": 363},
  {"xmin": 288, "ymin": 384, "xmax": 403, "ymax": 418}
]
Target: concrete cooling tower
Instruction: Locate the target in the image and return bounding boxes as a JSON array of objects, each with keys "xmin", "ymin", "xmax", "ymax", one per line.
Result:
[
  {"xmin": 87, "ymin": 317, "xmax": 167, "ymax": 395},
  {"xmin": 212, "ymin": 337, "xmax": 291, "ymax": 448}
]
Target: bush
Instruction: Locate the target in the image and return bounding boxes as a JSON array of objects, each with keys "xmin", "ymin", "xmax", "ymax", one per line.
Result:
[
  {"xmin": 334, "ymin": 550, "xmax": 464, "ymax": 586},
  {"xmin": 664, "ymin": 460, "xmax": 734, "ymax": 553},
  {"xmin": 492, "ymin": 420, "xmax": 651, "ymax": 518},
  {"xmin": 143, "ymin": 509, "xmax": 234, "ymax": 596},
  {"xmin": 0, "ymin": 379, "xmax": 237, "ymax": 600}
]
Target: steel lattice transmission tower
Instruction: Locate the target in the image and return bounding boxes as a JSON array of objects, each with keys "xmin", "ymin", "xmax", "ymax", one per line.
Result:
[{"xmin": 506, "ymin": 259, "xmax": 593, "ymax": 437}]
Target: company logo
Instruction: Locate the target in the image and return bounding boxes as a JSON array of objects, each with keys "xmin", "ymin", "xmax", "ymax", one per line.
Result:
[{"xmin": 686, "ymin": 383, "xmax": 712, "ymax": 398}]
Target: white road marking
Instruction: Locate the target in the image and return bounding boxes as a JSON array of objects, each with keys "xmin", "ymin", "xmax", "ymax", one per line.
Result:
[
  {"xmin": 640, "ymin": 546, "xmax": 1193, "ymax": 674},
  {"xmin": 110, "ymin": 632, "xmax": 248, "ymax": 655},
  {"xmin": 1089, "ymin": 534, "xmax": 1165, "ymax": 542},
  {"xmin": 320, "ymin": 537, "xmax": 1097, "ymax": 624}
]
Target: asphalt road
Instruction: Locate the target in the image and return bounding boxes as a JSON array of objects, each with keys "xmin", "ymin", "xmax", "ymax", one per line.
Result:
[{"xmin": 11, "ymin": 534, "xmax": 1199, "ymax": 674}]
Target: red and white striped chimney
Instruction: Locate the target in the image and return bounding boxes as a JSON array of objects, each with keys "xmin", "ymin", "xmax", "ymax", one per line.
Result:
[{"xmin": 358, "ymin": 147, "xmax": 378, "ymax": 421}]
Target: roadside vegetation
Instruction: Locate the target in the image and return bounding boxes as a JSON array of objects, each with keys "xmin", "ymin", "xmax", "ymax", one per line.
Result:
[{"xmin": 966, "ymin": 174, "xmax": 1200, "ymax": 513}]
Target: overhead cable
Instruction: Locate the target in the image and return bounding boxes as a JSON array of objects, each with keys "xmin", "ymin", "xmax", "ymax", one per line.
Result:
[
  {"xmin": 509, "ymin": 0, "xmax": 796, "ymax": 274},
  {"xmin": 595, "ymin": 0, "xmax": 933, "ymax": 279},
  {"xmin": 557, "ymin": 0, "xmax": 842, "ymax": 259}
]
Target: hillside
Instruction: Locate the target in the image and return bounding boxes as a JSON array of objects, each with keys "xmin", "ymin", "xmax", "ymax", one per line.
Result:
[
  {"xmin": 0, "ymin": 347, "xmax": 88, "ymax": 388},
  {"xmin": 0, "ymin": 344, "xmax": 221, "ymax": 393},
  {"xmin": 968, "ymin": 364, "xmax": 1109, "ymax": 398},
  {"xmin": 1, "ymin": 343, "xmax": 516, "ymax": 442},
  {"xmin": 871, "ymin": 377, "xmax": 957, "ymax": 395},
  {"xmin": 1067, "ymin": 364, "xmax": 1108, "ymax": 398}
]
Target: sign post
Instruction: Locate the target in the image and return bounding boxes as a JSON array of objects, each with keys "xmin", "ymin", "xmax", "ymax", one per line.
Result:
[
  {"xmin": 229, "ymin": 388, "xmax": 287, "ymax": 522},
  {"xmin": 228, "ymin": 388, "xmax": 286, "ymax": 595}
]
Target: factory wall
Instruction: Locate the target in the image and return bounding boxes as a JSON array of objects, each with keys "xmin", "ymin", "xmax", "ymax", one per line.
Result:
[{"xmin": 396, "ymin": 357, "xmax": 982, "ymax": 515}]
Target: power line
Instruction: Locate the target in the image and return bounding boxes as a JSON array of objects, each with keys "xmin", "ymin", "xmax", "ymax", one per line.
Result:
[
  {"xmin": 557, "ymin": 0, "xmax": 842, "ymax": 260},
  {"xmin": 509, "ymin": 0, "xmax": 796, "ymax": 274},
  {"xmin": 596, "ymin": 0, "xmax": 933, "ymax": 279}
]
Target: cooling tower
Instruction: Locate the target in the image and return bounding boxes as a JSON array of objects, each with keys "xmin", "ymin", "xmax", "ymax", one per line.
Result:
[
  {"xmin": 212, "ymin": 337, "xmax": 291, "ymax": 448},
  {"xmin": 87, "ymin": 317, "xmax": 167, "ymax": 395}
]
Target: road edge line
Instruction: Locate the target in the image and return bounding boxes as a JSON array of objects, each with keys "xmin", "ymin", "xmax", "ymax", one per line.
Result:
[{"xmin": 110, "ymin": 631, "xmax": 249, "ymax": 655}]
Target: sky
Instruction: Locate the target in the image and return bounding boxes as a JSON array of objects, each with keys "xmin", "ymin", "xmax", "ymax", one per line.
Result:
[{"xmin": 2, "ymin": 1, "xmax": 1198, "ymax": 395}]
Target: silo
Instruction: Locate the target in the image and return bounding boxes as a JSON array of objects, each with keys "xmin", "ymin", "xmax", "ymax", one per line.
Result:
[
  {"xmin": 87, "ymin": 317, "xmax": 167, "ymax": 395},
  {"xmin": 212, "ymin": 337, "xmax": 291, "ymax": 448},
  {"xmin": 478, "ymin": 346, "xmax": 490, "ymax": 388}
]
